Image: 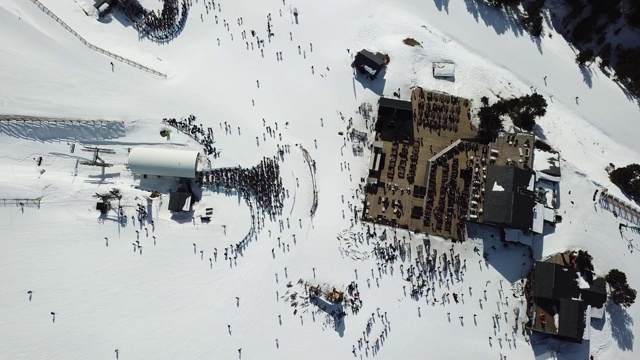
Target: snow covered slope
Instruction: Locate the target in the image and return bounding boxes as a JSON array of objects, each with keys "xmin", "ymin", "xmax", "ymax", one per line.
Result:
[{"xmin": 0, "ymin": 0, "xmax": 639, "ymax": 359}]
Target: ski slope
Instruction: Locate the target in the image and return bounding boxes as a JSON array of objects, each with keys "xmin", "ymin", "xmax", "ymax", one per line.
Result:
[{"xmin": 0, "ymin": 0, "xmax": 639, "ymax": 359}]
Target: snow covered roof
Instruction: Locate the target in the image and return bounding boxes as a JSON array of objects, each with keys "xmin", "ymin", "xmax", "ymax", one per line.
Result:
[
  {"xmin": 583, "ymin": 307, "xmax": 592, "ymax": 341},
  {"xmin": 363, "ymin": 65, "xmax": 377, "ymax": 76},
  {"xmin": 543, "ymin": 207, "xmax": 555, "ymax": 222},
  {"xmin": 369, "ymin": 151, "xmax": 382, "ymax": 172},
  {"xmin": 128, "ymin": 147, "xmax": 202, "ymax": 179},
  {"xmin": 588, "ymin": 304, "xmax": 605, "ymax": 319},
  {"xmin": 536, "ymin": 171, "xmax": 561, "ymax": 183},
  {"xmin": 532, "ymin": 203, "xmax": 545, "ymax": 234},
  {"xmin": 533, "ymin": 149, "xmax": 561, "ymax": 179},
  {"xmin": 432, "ymin": 61, "xmax": 455, "ymax": 78}
]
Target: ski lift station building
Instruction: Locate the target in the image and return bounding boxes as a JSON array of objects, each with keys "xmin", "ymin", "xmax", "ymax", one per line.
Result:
[{"xmin": 128, "ymin": 147, "xmax": 204, "ymax": 179}]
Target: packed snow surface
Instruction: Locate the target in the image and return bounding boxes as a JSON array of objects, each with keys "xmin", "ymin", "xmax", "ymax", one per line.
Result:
[{"xmin": 1, "ymin": 1, "xmax": 639, "ymax": 359}]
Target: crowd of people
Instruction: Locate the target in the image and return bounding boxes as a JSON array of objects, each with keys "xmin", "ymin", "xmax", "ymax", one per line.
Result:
[
  {"xmin": 134, "ymin": 0, "xmax": 191, "ymax": 42},
  {"xmin": 353, "ymin": 308, "xmax": 390, "ymax": 357},
  {"xmin": 199, "ymin": 157, "xmax": 284, "ymax": 216},
  {"xmin": 386, "ymin": 140, "xmax": 419, "ymax": 183},
  {"xmin": 366, "ymin": 225, "xmax": 468, "ymax": 304},
  {"xmin": 346, "ymin": 281, "xmax": 363, "ymax": 314},
  {"xmin": 162, "ymin": 115, "xmax": 219, "ymax": 157},
  {"xmin": 358, "ymin": 221, "xmax": 532, "ymax": 353},
  {"xmin": 423, "ymin": 141, "xmax": 476, "ymax": 240},
  {"xmin": 433, "ymin": 157, "xmax": 464, "ymax": 235},
  {"xmin": 370, "ymin": 229, "xmax": 406, "ymax": 264}
]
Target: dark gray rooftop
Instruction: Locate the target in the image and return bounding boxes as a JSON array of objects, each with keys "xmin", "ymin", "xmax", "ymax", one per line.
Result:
[
  {"xmin": 532, "ymin": 261, "xmax": 607, "ymax": 342},
  {"xmin": 168, "ymin": 190, "xmax": 192, "ymax": 212},
  {"xmin": 483, "ymin": 165, "xmax": 535, "ymax": 230},
  {"xmin": 377, "ymin": 97, "xmax": 413, "ymax": 123},
  {"xmin": 533, "ymin": 261, "xmax": 556, "ymax": 299},
  {"xmin": 378, "ymin": 97, "xmax": 413, "ymax": 112},
  {"xmin": 357, "ymin": 49, "xmax": 386, "ymax": 67},
  {"xmin": 533, "ymin": 261, "xmax": 607, "ymax": 307},
  {"xmin": 557, "ymin": 298, "xmax": 587, "ymax": 341},
  {"xmin": 352, "ymin": 50, "xmax": 386, "ymax": 78}
]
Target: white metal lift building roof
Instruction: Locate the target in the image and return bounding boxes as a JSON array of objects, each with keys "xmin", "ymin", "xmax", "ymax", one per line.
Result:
[{"xmin": 128, "ymin": 147, "xmax": 203, "ymax": 179}]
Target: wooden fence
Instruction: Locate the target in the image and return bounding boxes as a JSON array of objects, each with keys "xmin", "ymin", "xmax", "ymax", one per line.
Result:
[{"xmin": 27, "ymin": 0, "xmax": 167, "ymax": 78}]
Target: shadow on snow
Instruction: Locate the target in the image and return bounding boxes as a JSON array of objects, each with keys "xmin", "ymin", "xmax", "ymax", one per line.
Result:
[
  {"xmin": 607, "ymin": 300, "xmax": 634, "ymax": 351},
  {"xmin": 310, "ymin": 295, "xmax": 346, "ymax": 337}
]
